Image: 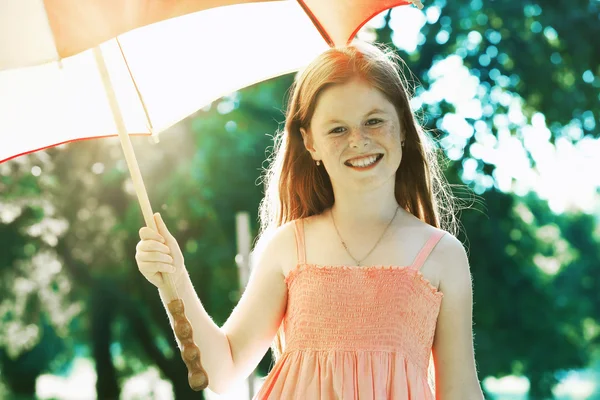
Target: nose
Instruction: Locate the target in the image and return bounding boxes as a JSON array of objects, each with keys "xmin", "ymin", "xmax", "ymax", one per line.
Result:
[{"xmin": 348, "ymin": 126, "xmax": 369, "ymax": 148}]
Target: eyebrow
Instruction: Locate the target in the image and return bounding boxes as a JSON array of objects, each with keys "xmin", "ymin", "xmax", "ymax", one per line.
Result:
[{"xmin": 323, "ymin": 108, "xmax": 388, "ymax": 125}]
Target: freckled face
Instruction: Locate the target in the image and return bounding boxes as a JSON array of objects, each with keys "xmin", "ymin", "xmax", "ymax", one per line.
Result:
[{"xmin": 301, "ymin": 79, "xmax": 405, "ymax": 191}]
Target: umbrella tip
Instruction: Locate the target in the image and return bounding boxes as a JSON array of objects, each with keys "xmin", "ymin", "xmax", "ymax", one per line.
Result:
[{"xmin": 410, "ymin": 0, "xmax": 424, "ymax": 9}]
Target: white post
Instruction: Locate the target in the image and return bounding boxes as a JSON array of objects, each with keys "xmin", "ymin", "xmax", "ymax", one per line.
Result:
[{"xmin": 235, "ymin": 211, "xmax": 255, "ymax": 399}]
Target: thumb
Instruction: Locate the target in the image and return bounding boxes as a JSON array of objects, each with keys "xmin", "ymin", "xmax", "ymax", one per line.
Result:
[{"xmin": 154, "ymin": 212, "xmax": 173, "ymax": 241}]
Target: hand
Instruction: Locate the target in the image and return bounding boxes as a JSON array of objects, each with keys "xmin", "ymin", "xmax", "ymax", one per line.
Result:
[{"xmin": 135, "ymin": 212, "xmax": 187, "ymax": 290}]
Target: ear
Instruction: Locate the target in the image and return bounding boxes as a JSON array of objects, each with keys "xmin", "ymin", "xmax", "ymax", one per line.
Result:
[
  {"xmin": 399, "ymin": 122, "xmax": 407, "ymax": 146},
  {"xmin": 300, "ymin": 127, "xmax": 318, "ymax": 159}
]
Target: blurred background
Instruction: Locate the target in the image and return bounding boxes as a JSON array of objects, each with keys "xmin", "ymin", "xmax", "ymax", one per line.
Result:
[{"xmin": 1, "ymin": 0, "xmax": 599, "ymax": 399}]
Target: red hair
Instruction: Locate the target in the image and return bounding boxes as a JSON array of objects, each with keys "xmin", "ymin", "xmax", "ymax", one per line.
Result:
[{"xmin": 257, "ymin": 41, "xmax": 463, "ymax": 387}]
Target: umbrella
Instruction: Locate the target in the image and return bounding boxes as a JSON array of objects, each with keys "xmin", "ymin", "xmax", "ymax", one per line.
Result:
[{"xmin": 0, "ymin": 0, "xmax": 422, "ymax": 391}]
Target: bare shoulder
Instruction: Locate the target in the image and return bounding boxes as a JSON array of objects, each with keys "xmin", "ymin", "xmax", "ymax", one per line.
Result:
[
  {"xmin": 400, "ymin": 212, "xmax": 469, "ymax": 290},
  {"xmin": 435, "ymin": 229, "xmax": 468, "ymax": 260},
  {"xmin": 432, "ymin": 229, "xmax": 472, "ymax": 291},
  {"xmin": 251, "ymin": 220, "xmax": 300, "ymax": 278}
]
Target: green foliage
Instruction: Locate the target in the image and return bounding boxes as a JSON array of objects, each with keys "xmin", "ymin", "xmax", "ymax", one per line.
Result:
[{"xmin": 0, "ymin": 1, "xmax": 598, "ymax": 399}]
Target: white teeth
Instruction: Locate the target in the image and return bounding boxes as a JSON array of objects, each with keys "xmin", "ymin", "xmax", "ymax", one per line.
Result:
[{"xmin": 348, "ymin": 155, "xmax": 378, "ymax": 167}]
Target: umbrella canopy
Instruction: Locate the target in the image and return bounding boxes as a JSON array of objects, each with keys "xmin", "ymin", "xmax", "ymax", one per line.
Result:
[
  {"xmin": 0, "ymin": 0, "xmax": 418, "ymax": 164},
  {"xmin": 1, "ymin": 0, "xmax": 417, "ymax": 68}
]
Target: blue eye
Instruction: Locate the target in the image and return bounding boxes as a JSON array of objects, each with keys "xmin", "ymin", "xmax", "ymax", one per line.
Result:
[{"xmin": 329, "ymin": 119, "xmax": 382, "ymax": 134}]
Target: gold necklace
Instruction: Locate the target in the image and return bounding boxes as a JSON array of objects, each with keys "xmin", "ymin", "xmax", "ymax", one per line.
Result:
[{"xmin": 330, "ymin": 207, "xmax": 399, "ymax": 266}]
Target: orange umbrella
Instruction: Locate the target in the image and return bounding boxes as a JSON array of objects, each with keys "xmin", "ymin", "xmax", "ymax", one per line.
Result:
[{"xmin": 0, "ymin": 0, "xmax": 422, "ymax": 391}]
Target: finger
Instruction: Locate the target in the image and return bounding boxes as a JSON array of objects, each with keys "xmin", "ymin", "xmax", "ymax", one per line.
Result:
[
  {"xmin": 139, "ymin": 227, "xmax": 165, "ymax": 242},
  {"xmin": 138, "ymin": 261, "xmax": 176, "ymax": 274},
  {"xmin": 137, "ymin": 240, "xmax": 171, "ymax": 254},
  {"xmin": 154, "ymin": 213, "xmax": 173, "ymax": 241},
  {"xmin": 136, "ymin": 252, "xmax": 174, "ymax": 265}
]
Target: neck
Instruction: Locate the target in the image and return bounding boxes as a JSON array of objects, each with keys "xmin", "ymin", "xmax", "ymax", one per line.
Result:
[{"xmin": 329, "ymin": 178, "xmax": 400, "ymax": 227}]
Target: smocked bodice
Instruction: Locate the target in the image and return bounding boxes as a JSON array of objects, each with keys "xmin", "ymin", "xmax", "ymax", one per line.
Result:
[{"xmin": 283, "ymin": 263, "xmax": 443, "ymax": 371}]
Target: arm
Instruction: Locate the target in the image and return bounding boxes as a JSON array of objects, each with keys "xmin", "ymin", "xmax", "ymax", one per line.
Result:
[
  {"xmin": 432, "ymin": 234, "xmax": 485, "ymax": 400},
  {"xmin": 220, "ymin": 225, "xmax": 290, "ymax": 387},
  {"xmin": 171, "ymin": 226, "xmax": 289, "ymax": 394}
]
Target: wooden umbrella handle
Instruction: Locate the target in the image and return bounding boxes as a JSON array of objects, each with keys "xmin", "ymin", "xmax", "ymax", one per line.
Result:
[
  {"xmin": 94, "ymin": 46, "xmax": 209, "ymax": 391},
  {"xmin": 168, "ymin": 298, "xmax": 209, "ymax": 390}
]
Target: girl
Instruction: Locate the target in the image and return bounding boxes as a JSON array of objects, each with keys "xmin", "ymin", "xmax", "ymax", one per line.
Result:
[{"xmin": 135, "ymin": 41, "xmax": 485, "ymax": 399}]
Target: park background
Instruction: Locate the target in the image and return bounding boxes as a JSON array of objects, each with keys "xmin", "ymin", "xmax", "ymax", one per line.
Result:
[{"xmin": 0, "ymin": 0, "xmax": 599, "ymax": 399}]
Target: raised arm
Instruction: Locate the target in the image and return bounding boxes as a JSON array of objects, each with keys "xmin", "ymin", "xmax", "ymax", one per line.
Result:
[{"xmin": 136, "ymin": 213, "xmax": 290, "ymax": 394}]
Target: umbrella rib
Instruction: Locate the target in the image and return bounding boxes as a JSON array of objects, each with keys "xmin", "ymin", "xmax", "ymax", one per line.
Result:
[
  {"xmin": 116, "ymin": 37, "xmax": 156, "ymax": 137},
  {"xmin": 296, "ymin": 0, "xmax": 334, "ymax": 47}
]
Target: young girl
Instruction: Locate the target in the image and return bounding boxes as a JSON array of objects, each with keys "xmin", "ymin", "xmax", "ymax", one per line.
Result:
[{"xmin": 135, "ymin": 41, "xmax": 485, "ymax": 399}]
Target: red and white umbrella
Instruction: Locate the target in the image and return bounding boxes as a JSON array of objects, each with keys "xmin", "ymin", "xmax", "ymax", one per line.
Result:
[{"xmin": 0, "ymin": 0, "xmax": 422, "ymax": 391}]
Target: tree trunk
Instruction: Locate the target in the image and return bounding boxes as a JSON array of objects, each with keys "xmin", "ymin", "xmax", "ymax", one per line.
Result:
[{"xmin": 91, "ymin": 283, "xmax": 120, "ymax": 400}]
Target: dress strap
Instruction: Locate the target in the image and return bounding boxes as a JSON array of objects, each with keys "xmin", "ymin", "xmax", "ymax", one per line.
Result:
[
  {"xmin": 411, "ymin": 230, "xmax": 446, "ymax": 271},
  {"xmin": 293, "ymin": 219, "xmax": 306, "ymax": 265}
]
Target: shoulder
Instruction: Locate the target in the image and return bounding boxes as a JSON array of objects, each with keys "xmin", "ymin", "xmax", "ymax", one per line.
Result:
[
  {"xmin": 399, "ymin": 211, "xmax": 467, "ymax": 264},
  {"xmin": 404, "ymin": 213, "xmax": 471, "ymax": 291},
  {"xmin": 436, "ymin": 229, "xmax": 468, "ymax": 261},
  {"xmin": 250, "ymin": 219, "xmax": 302, "ymax": 274},
  {"xmin": 432, "ymin": 229, "xmax": 472, "ymax": 293},
  {"xmin": 252, "ymin": 220, "xmax": 297, "ymax": 257}
]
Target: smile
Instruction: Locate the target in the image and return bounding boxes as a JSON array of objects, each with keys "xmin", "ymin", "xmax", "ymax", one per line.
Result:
[{"xmin": 344, "ymin": 153, "xmax": 383, "ymax": 168}]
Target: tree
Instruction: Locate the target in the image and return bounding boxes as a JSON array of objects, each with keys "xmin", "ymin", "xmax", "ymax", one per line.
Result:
[{"xmin": 1, "ymin": 1, "xmax": 598, "ymax": 398}]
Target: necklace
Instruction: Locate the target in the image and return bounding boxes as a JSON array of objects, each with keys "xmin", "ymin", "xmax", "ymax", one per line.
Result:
[{"xmin": 330, "ymin": 206, "xmax": 399, "ymax": 266}]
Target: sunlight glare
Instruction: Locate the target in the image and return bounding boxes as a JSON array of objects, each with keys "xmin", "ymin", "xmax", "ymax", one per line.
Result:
[
  {"xmin": 390, "ymin": 7, "xmax": 427, "ymax": 53},
  {"xmin": 37, "ymin": 358, "xmax": 96, "ymax": 400}
]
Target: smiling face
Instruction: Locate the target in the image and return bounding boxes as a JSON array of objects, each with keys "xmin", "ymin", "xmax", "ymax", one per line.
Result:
[{"xmin": 300, "ymin": 78, "xmax": 405, "ymax": 192}]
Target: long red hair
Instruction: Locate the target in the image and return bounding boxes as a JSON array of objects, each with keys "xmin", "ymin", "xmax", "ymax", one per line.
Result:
[{"xmin": 256, "ymin": 41, "xmax": 463, "ymax": 388}]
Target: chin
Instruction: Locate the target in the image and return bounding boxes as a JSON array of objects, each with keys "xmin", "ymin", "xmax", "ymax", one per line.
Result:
[{"xmin": 343, "ymin": 173, "xmax": 397, "ymax": 193}]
